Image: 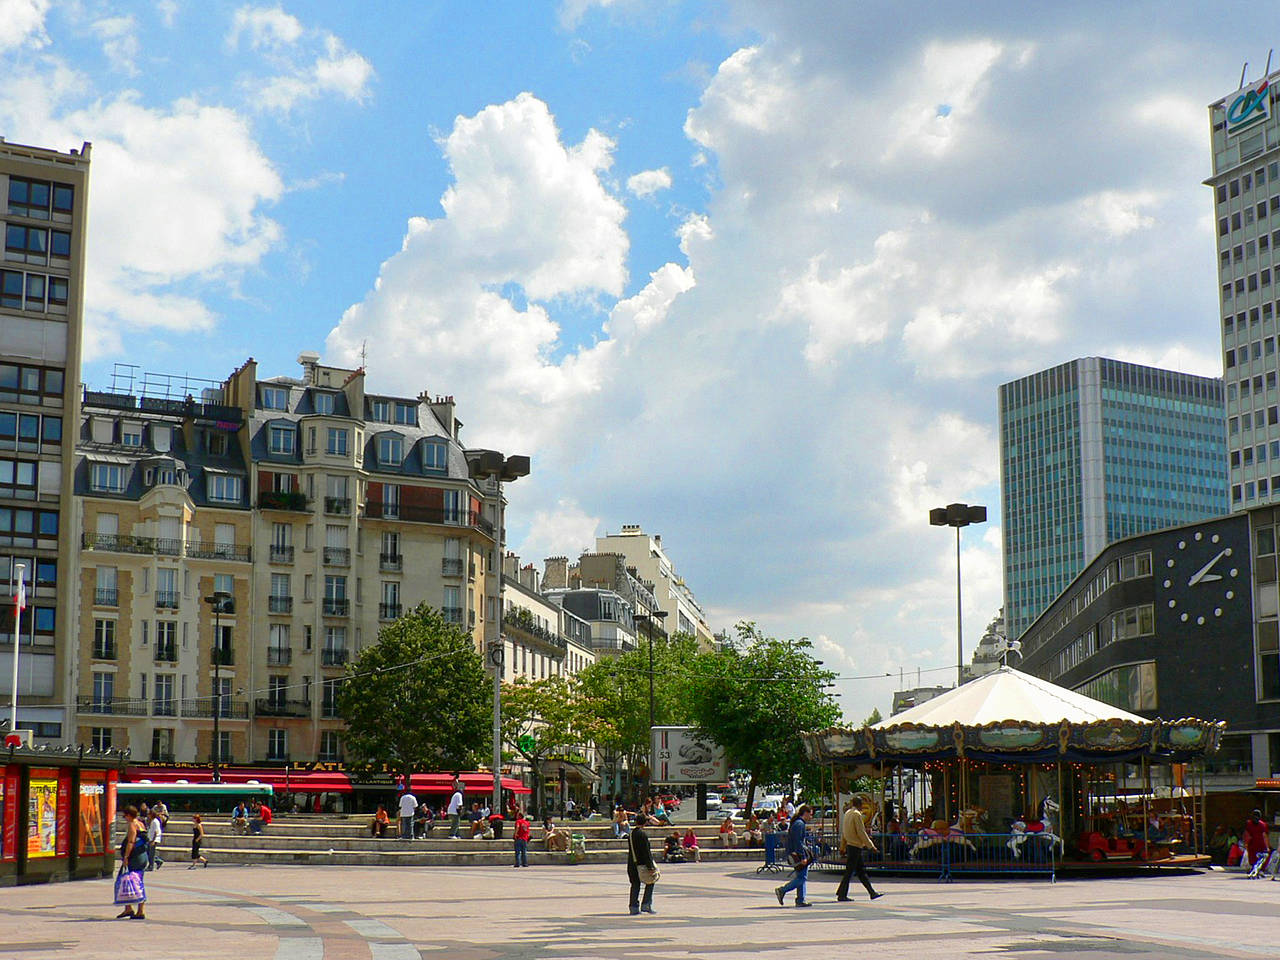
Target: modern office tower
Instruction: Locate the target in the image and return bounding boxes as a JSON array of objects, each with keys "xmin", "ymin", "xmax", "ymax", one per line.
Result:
[
  {"xmin": 999, "ymin": 358, "xmax": 1227, "ymax": 641},
  {"xmin": 73, "ymin": 354, "xmax": 526, "ymax": 764},
  {"xmin": 1, "ymin": 138, "xmax": 91, "ymax": 745},
  {"xmin": 1208, "ymin": 72, "xmax": 1280, "ymax": 508}
]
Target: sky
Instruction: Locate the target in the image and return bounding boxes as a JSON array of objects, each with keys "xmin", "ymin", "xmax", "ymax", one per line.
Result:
[{"xmin": 0, "ymin": 0, "xmax": 1265, "ymax": 717}]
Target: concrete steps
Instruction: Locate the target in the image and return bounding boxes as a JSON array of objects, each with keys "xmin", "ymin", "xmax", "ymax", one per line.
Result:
[{"xmin": 139, "ymin": 816, "xmax": 764, "ymax": 868}]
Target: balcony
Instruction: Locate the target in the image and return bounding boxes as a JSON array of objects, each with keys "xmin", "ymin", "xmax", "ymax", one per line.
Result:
[
  {"xmin": 82, "ymin": 532, "xmax": 155, "ymax": 555},
  {"xmin": 442, "ymin": 606, "xmax": 464, "ymax": 624},
  {"xmin": 91, "ymin": 642, "xmax": 116, "ymax": 661},
  {"xmin": 155, "ymin": 537, "xmax": 183, "ymax": 557},
  {"xmin": 94, "ymin": 588, "xmax": 118, "ymax": 606},
  {"xmin": 442, "ymin": 558, "xmax": 463, "ymax": 577},
  {"xmin": 267, "ymin": 646, "xmax": 292, "ymax": 666},
  {"xmin": 323, "ymin": 546, "xmax": 350, "ymax": 566},
  {"xmin": 379, "ymin": 602, "xmax": 402, "ymax": 621},
  {"xmin": 255, "ymin": 698, "xmax": 311, "ymax": 718},
  {"xmin": 364, "ymin": 501, "xmax": 496, "ymax": 536},
  {"xmin": 76, "ymin": 696, "xmax": 148, "ymax": 716},
  {"xmin": 269, "ymin": 544, "xmax": 295, "ymax": 563},
  {"xmin": 258, "ymin": 491, "xmax": 309, "ymax": 512},
  {"xmin": 181, "ymin": 698, "xmax": 249, "ymax": 720},
  {"xmin": 322, "ymin": 598, "xmax": 349, "ymax": 617},
  {"xmin": 380, "ymin": 553, "xmax": 403, "ymax": 572},
  {"xmin": 324, "ymin": 497, "xmax": 351, "ymax": 516},
  {"xmin": 153, "ymin": 645, "xmax": 177, "ymax": 663},
  {"xmin": 211, "ymin": 648, "xmax": 234, "ymax": 666},
  {"xmin": 321, "ymin": 648, "xmax": 349, "ymax": 667},
  {"xmin": 187, "ymin": 542, "xmax": 252, "ymax": 562},
  {"xmin": 152, "ymin": 699, "xmax": 177, "ymax": 717},
  {"xmin": 502, "ymin": 612, "xmax": 567, "ymax": 654},
  {"xmin": 155, "ymin": 591, "xmax": 180, "ymax": 609},
  {"xmin": 591, "ymin": 637, "xmax": 636, "ymax": 653},
  {"xmin": 268, "ymin": 595, "xmax": 293, "ymax": 614}
]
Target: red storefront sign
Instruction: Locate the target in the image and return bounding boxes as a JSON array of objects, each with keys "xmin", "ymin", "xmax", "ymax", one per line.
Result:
[
  {"xmin": 1, "ymin": 766, "xmax": 17, "ymax": 861},
  {"xmin": 55, "ymin": 769, "xmax": 71, "ymax": 857}
]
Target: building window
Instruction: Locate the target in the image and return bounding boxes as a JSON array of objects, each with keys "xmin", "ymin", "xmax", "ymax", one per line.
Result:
[
  {"xmin": 1118, "ymin": 551, "xmax": 1152, "ymax": 581},
  {"xmin": 312, "ymin": 392, "xmax": 335, "ymax": 415},
  {"xmin": 378, "ymin": 434, "xmax": 403, "ymax": 464},
  {"xmin": 7, "ymin": 177, "xmax": 73, "ymax": 218},
  {"xmin": 121, "ymin": 423, "xmax": 142, "ymax": 447},
  {"xmin": 90, "ymin": 463, "xmax": 126, "ymax": 493},
  {"xmin": 267, "ymin": 729, "xmax": 288, "ymax": 761},
  {"xmin": 207, "ymin": 474, "xmax": 242, "ymax": 503},
  {"xmin": 91, "ymin": 727, "xmax": 112, "ymax": 751},
  {"xmin": 370, "ymin": 399, "xmax": 390, "ymax": 422},
  {"xmin": 93, "ymin": 619, "xmax": 116, "ymax": 659},
  {"xmin": 260, "ymin": 386, "xmax": 289, "ymax": 410},
  {"xmin": 1073, "ymin": 661, "xmax": 1157, "ymax": 712},
  {"xmin": 326, "ymin": 428, "xmax": 348, "ymax": 455},
  {"xmin": 269, "ymin": 425, "xmax": 296, "ymax": 455},
  {"xmin": 423, "ymin": 441, "xmax": 447, "ymax": 472},
  {"xmin": 319, "ymin": 731, "xmax": 341, "ymax": 761}
]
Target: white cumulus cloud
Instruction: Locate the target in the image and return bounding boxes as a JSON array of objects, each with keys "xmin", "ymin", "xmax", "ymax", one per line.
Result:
[
  {"xmin": 626, "ymin": 167, "xmax": 672, "ymax": 197},
  {"xmin": 0, "ymin": 0, "xmax": 50, "ymax": 51}
]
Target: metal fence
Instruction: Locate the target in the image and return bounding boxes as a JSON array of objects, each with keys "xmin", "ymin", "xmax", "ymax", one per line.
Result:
[{"xmin": 812, "ymin": 830, "xmax": 1057, "ymax": 882}]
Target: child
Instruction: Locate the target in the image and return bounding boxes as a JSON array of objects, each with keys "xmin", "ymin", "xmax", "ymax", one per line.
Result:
[{"xmin": 513, "ymin": 808, "xmax": 531, "ymax": 868}]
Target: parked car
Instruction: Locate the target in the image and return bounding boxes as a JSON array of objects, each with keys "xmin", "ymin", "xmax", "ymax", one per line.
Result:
[
  {"xmin": 656, "ymin": 793, "xmax": 682, "ymax": 811},
  {"xmin": 705, "ymin": 793, "xmax": 722, "ymax": 811}
]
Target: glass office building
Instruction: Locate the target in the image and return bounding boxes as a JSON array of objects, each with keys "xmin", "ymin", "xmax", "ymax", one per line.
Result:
[{"xmin": 1000, "ymin": 357, "xmax": 1227, "ymax": 640}]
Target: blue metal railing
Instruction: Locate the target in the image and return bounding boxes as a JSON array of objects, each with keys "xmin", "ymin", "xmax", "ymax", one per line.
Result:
[{"xmin": 813, "ymin": 830, "xmax": 1057, "ymax": 882}]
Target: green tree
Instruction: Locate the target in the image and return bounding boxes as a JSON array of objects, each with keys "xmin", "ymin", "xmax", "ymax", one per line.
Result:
[
  {"xmin": 501, "ymin": 674, "xmax": 589, "ymax": 814},
  {"xmin": 336, "ymin": 603, "xmax": 490, "ymax": 785},
  {"xmin": 862, "ymin": 707, "xmax": 883, "ymax": 727},
  {"xmin": 683, "ymin": 622, "xmax": 842, "ymax": 812}
]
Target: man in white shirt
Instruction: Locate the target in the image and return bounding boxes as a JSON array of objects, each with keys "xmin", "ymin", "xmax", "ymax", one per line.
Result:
[
  {"xmin": 398, "ymin": 789, "xmax": 418, "ymax": 841},
  {"xmin": 146, "ymin": 811, "xmax": 164, "ymax": 870},
  {"xmin": 447, "ymin": 788, "xmax": 464, "ymax": 839}
]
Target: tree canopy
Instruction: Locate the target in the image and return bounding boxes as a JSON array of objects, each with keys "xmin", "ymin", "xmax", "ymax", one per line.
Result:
[
  {"xmin": 501, "ymin": 673, "xmax": 590, "ymax": 812},
  {"xmin": 682, "ymin": 622, "xmax": 842, "ymax": 810},
  {"xmin": 336, "ymin": 603, "xmax": 490, "ymax": 781}
]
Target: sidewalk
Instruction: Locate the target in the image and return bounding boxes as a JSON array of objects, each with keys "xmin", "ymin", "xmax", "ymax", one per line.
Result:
[{"xmin": 1, "ymin": 861, "xmax": 1276, "ymax": 959}]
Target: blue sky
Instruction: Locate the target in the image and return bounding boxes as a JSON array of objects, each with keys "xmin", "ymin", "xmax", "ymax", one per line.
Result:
[{"xmin": 1, "ymin": 1, "xmax": 1271, "ymax": 715}]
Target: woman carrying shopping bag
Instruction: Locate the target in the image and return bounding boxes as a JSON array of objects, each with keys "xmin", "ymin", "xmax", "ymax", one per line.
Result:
[{"xmin": 114, "ymin": 806, "xmax": 149, "ymax": 919}]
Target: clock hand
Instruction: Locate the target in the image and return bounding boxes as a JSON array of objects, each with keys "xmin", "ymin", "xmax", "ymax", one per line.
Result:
[{"xmin": 1187, "ymin": 548, "xmax": 1228, "ymax": 587}]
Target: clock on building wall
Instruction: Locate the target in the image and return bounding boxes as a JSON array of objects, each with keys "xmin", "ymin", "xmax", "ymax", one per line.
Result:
[{"xmin": 1164, "ymin": 528, "xmax": 1241, "ymax": 626}]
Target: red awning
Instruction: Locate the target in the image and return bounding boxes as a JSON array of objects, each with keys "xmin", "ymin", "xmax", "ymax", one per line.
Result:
[
  {"xmin": 410, "ymin": 773, "xmax": 530, "ymax": 795},
  {"xmin": 125, "ymin": 767, "xmax": 530, "ymax": 795}
]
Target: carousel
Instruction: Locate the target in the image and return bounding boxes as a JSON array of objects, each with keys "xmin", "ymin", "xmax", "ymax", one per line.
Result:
[{"xmin": 803, "ymin": 667, "xmax": 1225, "ymax": 879}]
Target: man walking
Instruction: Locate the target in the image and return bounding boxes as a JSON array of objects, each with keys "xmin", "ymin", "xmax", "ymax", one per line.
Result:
[
  {"xmin": 774, "ymin": 804, "xmax": 813, "ymax": 907},
  {"xmin": 146, "ymin": 810, "xmax": 164, "ymax": 870},
  {"xmin": 835, "ymin": 796, "xmax": 882, "ymax": 902},
  {"xmin": 447, "ymin": 785, "xmax": 464, "ymax": 839},
  {"xmin": 398, "ymin": 787, "xmax": 419, "ymax": 841}
]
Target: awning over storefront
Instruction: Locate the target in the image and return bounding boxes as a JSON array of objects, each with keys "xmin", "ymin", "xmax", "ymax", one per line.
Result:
[
  {"xmin": 537, "ymin": 760, "xmax": 601, "ymax": 784},
  {"xmin": 125, "ymin": 766, "xmax": 530, "ymax": 796}
]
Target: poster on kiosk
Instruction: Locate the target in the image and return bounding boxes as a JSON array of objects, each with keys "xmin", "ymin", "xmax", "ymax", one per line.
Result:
[{"xmin": 650, "ymin": 726, "xmax": 727, "ymax": 785}]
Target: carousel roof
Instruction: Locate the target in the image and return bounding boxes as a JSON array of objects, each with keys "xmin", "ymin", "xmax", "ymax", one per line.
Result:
[{"xmin": 876, "ymin": 666, "xmax": 1147, "ymax": 729}]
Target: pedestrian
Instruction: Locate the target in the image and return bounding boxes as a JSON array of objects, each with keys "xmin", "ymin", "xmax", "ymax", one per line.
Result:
[
  {"xmin": 774, "ymin": 804, "xmax": 814, "ymax": 907},
  {"xmin": 1244, "ymin": 809, "xmax": 1271, "ymax": 871},
  {"xmin": 447, "ymin": 784, "xmax": 464, "ymax": 839},
  {"xmin": 627, "ymin": 814, "xmax": 658, "ymax": 915},
  {"xmin": 835, "ymin": 796, "xmax": 882, "ymax": 903},
  {"xmin": 468, "ymin": 801, "xmax": 486, "ymax": 838},
  {"xmin": 189, "ymin": 813, "xmax": 209, "ymax": 868},
  {"xmin": 146, "ymin": 810, "xmax": 164, "ymax": 870},
  {"xmin": 231, "ymin": 800, "xmax": 249, "ymax": 835},
  {"xmin": 250, "ymin": 799, "xmax": 272, "ymax": 835},
  {"xmin": 398, "ymin": 787, "xmax": 418, "ymax": 841},
  {"xmin": 114, "ymin": 805, "xmax": 148, "ymax": 920},
  {"xmin": 513, "ymin": 807, "xmax": 531, "ymax": 867}
]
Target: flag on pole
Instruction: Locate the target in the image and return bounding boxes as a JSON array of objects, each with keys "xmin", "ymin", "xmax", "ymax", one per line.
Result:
[{"xmin": 14, "ymin": 567, "xmax": 26, "ymax": 613}]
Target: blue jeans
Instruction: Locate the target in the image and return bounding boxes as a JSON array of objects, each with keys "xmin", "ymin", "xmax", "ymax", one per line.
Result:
[
  {"xmin": 514, "ymin": 838, "xmax": 528, "ymax": 866},
  {"xmin": 613, "ymin": 823, "xmax": 629, "ymax": 839},
  {"xmin": 778, "ymin": 861, "xmax": 808, "ymax": 902}
]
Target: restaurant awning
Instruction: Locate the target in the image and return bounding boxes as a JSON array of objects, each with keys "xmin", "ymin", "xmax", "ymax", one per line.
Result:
[{"xmin": 125, "ymin": 766, "xmax": 530, "ymax": 795}]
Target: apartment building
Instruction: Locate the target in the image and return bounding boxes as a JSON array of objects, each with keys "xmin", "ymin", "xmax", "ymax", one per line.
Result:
[
  {"xmin": 1, "ymin": 138, "xmax": 91, "ymax": 745},
  {"xmin": 500, "ymin": 553, "xmax": 594, "ymax": 680},
  {"xmin": 594, "ymin": 524, "xmax": 715, "ymax": 646},
  {"xmin": 72, "ymin": 354, "xmax": 526, "ymax": 764}
]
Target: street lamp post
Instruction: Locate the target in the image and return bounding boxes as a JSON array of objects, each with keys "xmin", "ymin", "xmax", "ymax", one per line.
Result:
[
  {"xmin": 204, "ymin": 591, "xmax": 234, "ymax": 783},
  {"xmin": 929, "ymin": 503, "xmax": 987, "ymax": 687},
  {"xmin": 634, "ymin": 609, "xmax": 668, "ymax": 800}
]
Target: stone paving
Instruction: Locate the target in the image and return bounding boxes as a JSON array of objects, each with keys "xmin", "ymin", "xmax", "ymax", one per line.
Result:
[{"xmin": 1, "ymin": 862, "xmax": 1278, "ymax": 959}]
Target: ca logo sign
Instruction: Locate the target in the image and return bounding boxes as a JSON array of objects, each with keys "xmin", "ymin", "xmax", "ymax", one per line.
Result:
[{"xmin": 1228, "ymin": 79, "xmax": 1270, "ymax": 135}]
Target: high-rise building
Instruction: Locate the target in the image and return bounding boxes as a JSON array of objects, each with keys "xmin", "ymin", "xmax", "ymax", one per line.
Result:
[
  {"xmin": 1208, "ymin": 72, "xmax": 1280, "ymax": 508},
  {"xmin": 72, "ymin": 354, "xmax": 526, "ymax": 764},
  {"xmin": 999, "ymin": 357, "xmax": 1226, "ymax": 641},
  {"xmin": 592, "ymin": 525, "xmax": 715, "ymax": 647},
  {"xmin": 1, "ymin": 138, "xmax": 91, "ymax": 746}
]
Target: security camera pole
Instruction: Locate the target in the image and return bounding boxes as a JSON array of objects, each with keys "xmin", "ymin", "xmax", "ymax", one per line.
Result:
[{"xmin": 928, "ymin": 503, "xmax": 987, "ymax": 687}]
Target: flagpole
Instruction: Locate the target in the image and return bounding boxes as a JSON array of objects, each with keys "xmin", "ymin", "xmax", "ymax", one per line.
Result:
[{"xmin": 10, "ymin": 562, "xmax": 25, "ymax": 736}]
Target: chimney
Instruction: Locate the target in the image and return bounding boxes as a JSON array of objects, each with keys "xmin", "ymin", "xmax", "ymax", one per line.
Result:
[
  {"xmin": 298, "ymin": 351, "xmax": 321, "ymax": 384},
  {"xmin": 426, "ymin": 394, "xmax": 456, "ymax": 438},
  {"xmin": 520, "ymin": 563, "xmax": 540, "ymax": 593},
  {"xmin": 543, "ymin": 556, "xmax": 569, "ymax": 589},
  {"xmin": 503, "ymin": 552, "xmax": 520, "ymax": 579}
]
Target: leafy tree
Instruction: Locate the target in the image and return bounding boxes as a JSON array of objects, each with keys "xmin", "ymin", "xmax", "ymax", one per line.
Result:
[
  {"xmin": 683, "ymin": 622, "xmax": 842, "ymax": 812},
  {"xmin": 337, "ymin": 603, "xmax": 490, "ymax": 785},
  {"xmin": 501, "ymin": 674, "xmax": 589, "ymax": 814},
  {"xmin": 862, "ymin": 707, "xmax": 883, "ymax": 727}
]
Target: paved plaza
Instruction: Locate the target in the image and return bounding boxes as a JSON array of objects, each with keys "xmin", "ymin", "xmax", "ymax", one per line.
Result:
[{"xmin": 1, "ymin": 863, "xmax": 1277, "ymax": 960}]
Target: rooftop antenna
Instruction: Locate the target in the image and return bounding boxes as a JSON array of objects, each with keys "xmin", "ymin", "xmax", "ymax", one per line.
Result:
[
  {"xmin": 1241, "ymin": 61, "xmax": 1250, "ymax": 89},
  {"xmin": 359, "ymin": 339, "xmax": 368, "ymax": 369},
  {"xmin": 1267, "ymin": 49, "xmax": 1274, "ymax": 77}
]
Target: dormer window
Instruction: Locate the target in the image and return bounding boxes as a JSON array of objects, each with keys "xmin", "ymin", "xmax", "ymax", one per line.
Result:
[
  {"xmin": 379, "ymin": 434, "xmax": 403, "ymax": 464},
  {"xmin": 423, "ymin": 440, "xmax": 447, "ymax": 472},
  {"xmin": 121, "ymin": 422, "xmax": 142, "ymax": 447},
  {"xmin": 207, "ymin": 473, "xmax": 242, "ymax": 503},
  {"xmin": 370, "ymin": 399, "xmax": 390, "ymax": 422},
  {"xmin": 260, "ymin": 386, "xmax": 289, "ymax": 411},
  {"xmin": 269, "ymin": 424, "xmax": 296, "ymax": 455},
  {"xmin": 394, "ymin": 402, "xmax": 416, "ymax": 425},
  {"xmin": 91, "ymin": 463, "xmax": 126, "ymax": 493},
  {"xmin": 313, "ymin": 391, "xmax": 335, "ymax": 415},
  {"xmin": 208, "ymin": 432, "xmax": 228, "ymax": 456}
]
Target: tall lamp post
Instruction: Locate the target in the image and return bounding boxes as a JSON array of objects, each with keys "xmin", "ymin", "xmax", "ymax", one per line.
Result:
[
  {"xmin": 204, "ymin": 591, "xmax": 234, "ymax": 783},
  {"xmin": 929, "ymin": 503, "xmax": 986, "ymax": 687},
  {"xmin": 635, "ymin": 609, "xmax": 667, "ymax": 800}
]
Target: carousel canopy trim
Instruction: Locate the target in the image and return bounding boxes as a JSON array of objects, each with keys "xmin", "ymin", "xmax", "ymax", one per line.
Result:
[{"xmin": 804, "ymin": 667, "xmax": 1225, "ymax": 765}]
